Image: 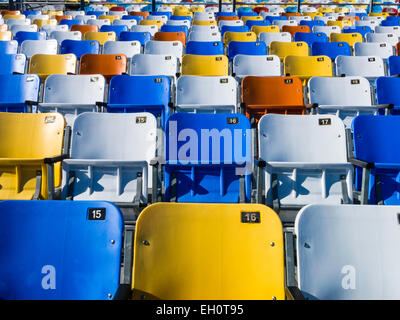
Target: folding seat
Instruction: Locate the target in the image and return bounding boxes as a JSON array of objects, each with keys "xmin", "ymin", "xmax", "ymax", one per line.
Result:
[
  {"xmin": 219, "ymin": 19, "xmax": 244, "ymax": 29},
  {"xmin": 299, "ymin": 20, "xmax": 325, "ymax": 30},
  {"xmin": 166, "ymin": 19, "xmax": 191, "ymax": 28},
  {"xmin": 251, "ymin": 25, "xmax": 279, "ymax": 36},
  {"xmin": 84, "ymin": 31, "xmax": 116, "ymax": 46},
  {"xmin": 79, "ymin": 53, "xmax": 127, "ymax": 82},
  {"xmin": 0, "ymin": 40, "xmax": 18, "ymax": 54},
  {"xmin": 351, "ymin": 115, "xmax": 400, "ymax": 204},
  {"xmin": 227, "ymin": 41, "xmax": 267, "ymax": 61},
  {"xmin": 87, "ymin": 18, "xmax": 111, "ymax": 29},
  {"xmin": 273, "ymin": 19, "xmax": 298, "ymax": 30},
  {"xmin": 60, "ymin": 39, "xmax": 100, "ymax": 59},
  {"xmin": 259, "ymin": 32, "xmax": 291, "ymax": 50},
  {"xmin": 233, "ymin": 54, "xmax": 281, "ymax": 80},
  {"xmin": 223, "ymin": 31, "xmax": 257, "ymax": 47},
  {"xmin": 55, "ymin": 15, "xmax": 72, "ymax": 24},
  {"xmin": 257, "ymin": 114, "xmax": 352, "ymax": 212},
  {"xmin": 163, "ymin": 113, "xmax": 252, "ymax": 203},
  {"xmin": 117, "ymin": 32, "xmax": 150, "ymax": 47},
  {"xmin": 366, "ymin": 32, "xmax": 398, "ymax": 47},
  {"xmin": 293, "ymin": 32, "xmax": 328, "ymax": 47},
  {"xmin": 329, "ymin": 32, "xmax": 363, "ymax": 48},
  {"xmin": 130, "ymin": 24, "xmax": 158, "ymax": 37},
  {"xmin": 113, "ymin": 18, "xmax": 138, "ymax": 29},
  {"xmin": 191, "ymin": 24, "xmax": 218, "ymax": 33},
  {"xmin": 181, "ymin": 54, "xmax": 228, "ymax": 76},
  {"xmin": 106, "ymin": 75, "xmax": 171, "ymax": 127},
  {"xmin": 245, "ymin": 19, "xmax": 270, "ymax": 30},
  {"xmin": 375, "ymin": 25, "xmax": 400, "ymax": 37},
  {"xmin": 312, "ymin": 25, "xmax": 341, "ymax": 37},
  {"xmin": 153, "ymin": 31, "xmax": 186, "ymax": 46},
  {"xmin": 311, "ymin": 41, "xmax": 351, "ymax": 61},
  {"xmin": 10, "ymin": 24, "xmax": 38, "ymax": 37},
  {"xmin": 193, "ymin": 12, "xmax": 214, "ymax": 21},
  {"xmin": 282, "ymin": 25, "xmax": 310, "ymax": 37},
  {"xmin": 187, "ymin": 30, "xmax": 221, "ymax": 42},
  {"xmin": 49, "ymin": 30, "xmax": 82, "ymax": 44},
  {"xmin": 381, "ymin": 19, "xmax": 400, "ymax": 27},
  {"xmin": 160, "ymin": 24, "xmax": 189, "ymax": 37},
  {"xmin": 220, "ymin": 25, "xmax": 250, "ymax": 37},
  {"xmin": 38, "ymin": 74, "xmax": 106, "ymax": 126},
  {"xmin": 342, "ymin": 25, "xmax": 372, "ymax": 37},
  {"xmin": 6, "ymin": 18, "xmax": 30, "ymax": 29},
  {"xmin": 0, "ymin": 200, "xmax": 123, "ymax": 300},
  {"xmin": 289, "ymin": 16, "xmax": 312, "ymax": 23},
  {"xmin": 103, "ymin": 40, "xmax": 141, "ymax": 59},
  {"xmin": 144, "ymin": 40, "xmax": 183, "ymax": 65},
  {"xmin": 20, "ymin": 39, "xmax": 58, "ymax": 59},
  {"xmin": 28, "ymin": 54, "xmax": 77, "ymax": 80},
  {"xmin": 131, "ymin": 202, "xmax": 284, "ymax": 299},
  {"xmin": 3, "ymin": 14, "xmax": 25, "ymax": 23},
  {"xmin": 176, "ymin": 75, "xmax": 237, "ymax": 113},
  {"xmin": 269, "ymin": 41, "xmax": 309, "ymax": 61},
  {"xmin": 152, "ymin": 10, "xmax": 172, "ymax": 20},
  {"xmin": 41, "ymin": 24, "xmax": 68, "ymax": 35},
  {"xmin": 335, "ymin": 55, "xmax": 385, "ymax": 80},
  {"xmin": 192, "ymin": 20, "xmax": 217, "ymax": 27},
  {"xmin": 241, "ymin": 16, "xmax": 264, "ymax": 25},
  {"xmin": 185, "ymin": 40, "xmax": 224, "ymax": 55},
  {"xmin": 99, "ymin": 24, "xmax": 128, "ymax": 38},
  {"xmin": 308, "ymin": 76, "xmax": 377, "ymax": 128},
  {"xmin": 284, "ymin": 55, "xmax": 332, "ymax": 84},
  {"xmin": 170, "ymin": 15, "xmax": 192, "ymax": 22},
  {"xmin": 99, "ymin": 15, "xmax": 121, "ymax": 24},
  {"xmin": 147, "ymin": 14, "xmax": 168, "ymax": 24},
  {"xmin": 0, "ymin": 112, "xmax": 66, "ymax": 200},
  {"xmin": 70, "ymin": 24, "xmax": 99, "ymax": 37},
  {"xmin": 388, "ymin": 55, "xmax": 400, "ymax": 75},
  {"xmin": 59, "ymin": 19, "xmax": 84, "ymax": 29},
  {"xmin": 354, "ymin": 42, "xmax": 394, "ymax": 59},
  {"xmin": 87, "ymin": 11, "xmax": 107, "ymax": 19},
  {"xmin": 375, "ymin": 76, "xmax": 400, "ymax": 114},
  {"xmin": 355, "ymin": 19, "xmax": 378, "ymax": 30},
  {"xmin": 139, "ymin": 19, "xmax": 163, "ymax": 30},
  {"xmin": 61, "ymin": 112, "xmax": 156, "ymax": 208},
  {"xmin": 296, "ymin": 204, "xmax": 400, "ymax": 300},
  {"xmin": 14, "ymin": 31, "xmax": 46, "ymax": 46},
  {"xmin": 129, "ymin": 12, "xmax": 150, "ymax": 20},
  {"xmin": 326, "ymin": 20, "xmax": 352, "ymax": 29}
]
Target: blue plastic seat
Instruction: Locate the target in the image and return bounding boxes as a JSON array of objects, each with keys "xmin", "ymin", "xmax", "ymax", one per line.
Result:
[
  {"xmin": 0, "ymin": 53, "xmax": 26, "ymax": 74},
  {"xmin": 119, "ymin": 31, "xmax": 151, "ymax": 45},
  {"xmin": 186, "ymin": 40, "xmax": 224, "ymax": 55},
  {"xmin": 375, "ymin": 76, "xmax": 400, "ymax": 114},
  {"xmin": 22, "ymin": 10, "xmax": 41, "ymax": 16},
  {"xmin": 311, "ymin": 41, "xmax": 351, "ymax": 61},
  {"xmin": 245, "ymin": 19, "xmax": 271, "ymax": 29},
  {"xmin": 264, "ymin": 16, "xmax": 288, "ymax": 23},
  {"xmin": 14, "ymin": 31, "xmax": 46, "ymax": 46},
  {"xmin": 161, "ymin": 24, "xmax": 189, "ymax": 36},
  {"xmin": 238, "ymin": 11, "xmax": 257, "ymax": 19},
  {"xmin": 60, "ymin": 39, "xmax": 100, "ymax": 59},
  {"xmin": 0, "ymin": 74, "xmax": 40, "ymax": 112},
  {"xmin": 107, "ymin": 75, "xmax": 171, "ymax": 125},
  {"xmin": 221, "ymin": 25, "xmax": 250, "ymax": 36},
  {"xmin": 294, "ymin": 32, "xmax": 327, "ymax": 47},
  {"xmin": 0, "ymin": 40, "xmax": 18, "ymax": 54},
  {"xmin": 380, "ymin": 19, "xmax": 400, "ymax": 26},
  {"xmin": 122, "ymin": 15, "xmax": 143, "ymax": 23},
  {"xmin": 59, "ymin": 19, "xmax": 84, "ymax": 28},
  {"xmin": 227, "ymin": 41, "xmax": 267, "ymax": 61},
  {"xmin": 164, "ymin": 113, "xmax": 252, "ymax": 203},
  {"xmin": 151, "ymin": 11, "xmax": 172, "ymax": 19},
  {"xmin": 355, "ymin": 13, "xmax": 367, "ymax": 19},
  {"xmin": 342, "ymin": 26, "xmax": 372, "ymax": 37},
  {"xmin": 100, "ymin": 25, "xmax": 129, "ymax": 38},
  {"xmin": 388, "ymin": 55, "xmax": 400, "ymax": 76},
  {"xmin": 170, "ymin": 15, "xmax": 192, "ymax": 22},
  {"xmin": 352, "ymin": 115, "xmax": 400, "ymax": 205},
  {"xmin": 216, "ymin": 12, "xmax": 237, "ymax": 18},
  {"xmin": 299, "ymin": 20, "xmax": 325, "ymax": 29},
  {"xmin": 0, "ymin": 200, "xmax": 123, "ymax": 300},
  {"xmin": 86, "ymin": 11, "xmax": 106, "ymax": 18}
]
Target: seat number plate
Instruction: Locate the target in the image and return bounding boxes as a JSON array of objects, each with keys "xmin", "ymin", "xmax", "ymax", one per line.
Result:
[{"xmin": 241, "ymin": 212, "xmax": 261, "ymax": 223}]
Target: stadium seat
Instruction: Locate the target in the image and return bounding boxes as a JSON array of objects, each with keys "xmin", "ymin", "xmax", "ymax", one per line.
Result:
[
  {"xmin": 119, "ymin": 31, "xmax": 151, "ymax": 46},
  {"xmin": 87, "ymin": 18, "xmax": 111, "ymax": 29},
  {"xmin": 130, "ymin": 54, "xmax": 177, "ymax": 81},
  {"xmin": 329, "ymin": 32, "xmax": 363, "ymax": 48},
  {"xmin": 0, "ymin": 53, "xmax": 25, "ymax": 74},
  {"xmin": 220, "ymin": 25, "xmax": 249, "ymax": 37},
  {"xmin": 14, "ymin": 31, "xmax": 46, "ymax": 45},
  {"xmin": 79, "ymin": 53, "xmax": 127, "ymax": 82},
  {"xmin": 10, "ymin": 24, "xmax": 38, "ymax": 36},
  {"xmin": 38, "ymin": 74, "xmax": 106, "ymax": 126},
  {"xmin": 59, "ymin": 18, "xmax": 84, "ymax": 28},
  {"xmin": 113, "ymin": 19, "xmax": 138, "ymax": 29},
  {"xmin": 354, "ymin": 42, "xmax": 394, "ymax": 59},
  {"xmin": 375, "ymin": 25, "xmax": 400, "ymax": 37},
  {"xmin": 227, "ymin": 41, "xmax": 267, "ymax": 61},
  {"xmin": 223, "ymin": 31, "xmax": 257, "ymax": 47},
  {"xmin": 299, "ymin": 20, "xmax": 325, "ymax": 30},
  {"xmin": 49, "ymin": 31, "xmax": 82, "ymax": 44},
  {"xmin": 99, "ymin": 15, "xmax": 121, "ymax": 24},
  {"xmin": 245, "ymin": 19, "xmax": 270, "ymax": 29},
  {"xmin": 241, "ymin": 76, "xmax": 305, "ymax": 123},
  {"xmin": 0, "ymin": 200, "xmax": 123, "ymax": 299},
  {"xmin": 28, "ymin": 54, "xmax": 77, "ymax": 80},
  {"xmin": 269, "ymin": 41, "xmax": 309, "ymax": 61},
  {"xmin": 388, "ymin": 55, "xmax": 400, "ymax": 75},
  {"xmin": 100, "ymin": 24, "xmax": 128, "ymax": 38},
  {"xmin": 342, "ymin": 25, "xmax": 372, "ymax": 37},
  {"xmin": 0, "ymin": 112, "xmax": 66, "ymax": 200},
  {"xmin": 153, "ymin": 31, "xmax": 186, "ymax": 46},
  {"xmin": 0, "ymin": 40, "xmax": 18, "ymax": 54},
  {"xmin": 60, "ymin": 39, "xmax": 100, "ymax": 59},
  {"xmin": 312, "ymin": 25, "xmax": 341, "ymax": 37},
  {"xmin": 259, "ymin": 32, "xmax": 292, "ymax": 50},
  {"xmin": 284, "ymin": 55, "xmax": 333, "ymax": 84},
  {"xmin": 293, "ymin": 32, "xmax": 328, "ymax": 47},
  {"xmin": 61, "ymin": 112, "xmax": 157, "ymax": 206},
  {"xmin": 181, "ymin": 54, "xmax": 228, "ymax": 76},
  {"xmin": 70, "ymin": 24, "xmax": 99, "ymax": 36},
  {"xmin": 233, "ymin": 55, "xmax": 281, "ymax": 79},
  {"xmin": 103, "ymin": 40, "xmax": 141, "ymax": 59},
  {"xmin": 295, "ymin": 204, "xmax": 400, "ymax": 299},
  {"xmin": 251, "ymin": 25, "xmax": 279, "ymax": 36},
  {"xmin": 273, "ymin": 19, "xmax": 298, "ymax": 30},
  {"xmin": 83, "ymin": 31, "xmax": 116, "ymax": 46},
  {"xmin": 107, "ymin": 75, "xmax": 171, "ymax": 126},
  {"xmin": 282, "ymin": 25, "xmax": 310, "ymax": 37},
  {"xmin": 366, "ymin": 32, "xmax": 398, "ymax": 46},
  {"xmin": 257, "ymin": 114, "xmax": 352, "ymax": 211},
  {"xmin": 311, "ymin": 42, "xmax": 351, "ymax": 61},
  {"xmin": 20, "ymin": 39, "xmax": 58, "ymax": 59},
  {"xmin": 139, "ymin": 19, "xmax": 163, "ymax": 29},
  {"xmin": 376, "ymin": 76, "xmax": 400, "ymax": 113},
  {"xmin": 335, "ymin": 55, "xmax": 385, "ymax": 80},
  {"xmin": 164, "ymin": 113, "xmax": 252, "ymax": 203},
  {"xmin": 327, "ymin": 20, "xmax": 352, "ymax": 29},
  {"xmin": 41, "ymin": 24, "xmax": 68, "ymax": 35},
  {"xmin": 185, "ymin": 41, "xmax": 224, "ymax": 55},
  {"xmin": 144, "ymin": 40, "xmax": 183, "ymax": 64},
  {"xmin": 176, "ymin": 75, "xmax": 237, "ymax": 113},
  {"xmin": 160, "ymin": 24, "xmax": 189, "ymax": 36},
  {"xmin": 132, "ymin": 202, "xmax": 284, "ymax": 299},
  {"xmin": 187, "ymin": 30, "xmax": 221, "ymax": 42}
]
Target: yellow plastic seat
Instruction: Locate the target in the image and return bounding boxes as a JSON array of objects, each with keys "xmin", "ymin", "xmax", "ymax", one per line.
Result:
[
  {"xmin": 139, "ymin": 19, "xmax": 164, "ymax": 29},
  {"xmin": 242, "ymin": 15, "xmax": 264, "ymax": 24},
  {"xmin": 181, "ymin": 54, "xmax": 228, "ymax": 76},
  {"xmin": 251, "ymin": 25, "xmax": 279, "ymax": 36},
  {"xmin": 0, "ymin": 112, "xmax": 65, "ymax": 200},
  {"xmin": 3, "ymin": 14, "xmax": 25, "ymax": 22},
  {"xmin": 223, "ymin": 31, "xmax": 257, "ymax": 47},
  {"xmin": 330, "ymin": 32, "xmax": 363, "ymax": 47},
  {"xmin": 99, "ymin": 15, "xmax": 120, "ymax": 23},
  {"xmin": 327, "ymin": 20, "xmax": 352, "ymax": 29},
  {"xmin": 173, "ymin": 6, "xmax": 193, "ymax": 17},
  {"xmin": 84, "ymin": 31, "xmax": 116, "ymax": 46},
  {"xmin": 132, "ymin": 203, "xmax": 285, "ymax": 300},
  {"xmin": 317, "ymin": 7, "xmax": 334, "ymax": 13},
  {"xmin": 28, "ymin": 54, "xmax": 77, "ymax": 80},
  {"xmin": 0, "ymin": 31, "xmax": 12, "ymax": 41},
  {"xmin": 190, "ymin": 6, "xmax": 205, "ymax": 13},
  {"xmin": 369, "ymin": 12, "xmax": 389, "ymax": 17},
  {"xmin": 284, "ymin": 55, "xmax": 333, "ymax": 84},
  {"xmin": 269, "ymin": 41, "xmax": 309, "ymax": 61},
  {"xmin": 192, "ymin": 19, "xmax": 217, "ymax": 26},
  {"xmin": 33, "ymin": 18, "xmax": 57, "ymax": 29},
  {"xmin": 335, "ymin": 6, "xmax": 350, "ymax": 13}
]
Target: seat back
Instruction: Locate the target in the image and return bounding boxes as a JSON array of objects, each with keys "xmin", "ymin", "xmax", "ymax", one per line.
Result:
[
  {"xmin": 14, "ymin": 31, "xmax": 46, "ymax": 45},
  {"xmin": 20, "ymin": 39, "xmax": 58, "ymax": 59},
  {"xmin": 0, "ymin": 54, "xmax": 26, "ymax": 74},
  {"xmin": 366, "ymin": 32, "xmax": 398, "ymax": 46},
  {"xmin": 269, "ymin": 41, "xmax": 309, "ymax": 60},
  {"xmin": 70, "ymin": 24, "xmax": 99, "ymax": 36},
  {"xmin": 284, "ymin": 55, "xmax": 333, "ymax": 83},
  {"xmin": 296, "ymin": 204, "xmax": 400, "ymax": 299},
  {"xmin": 79, "ymin": 53, "xmax": 127, "ymax": 81},
  {"xmin": 185, "ymin": 40, "xmax": 224, "ymax": 55},
  {"xmin": 376, "ymin": 76, "xmax": 400, "ymax": 108},
  {"xmin": 60, "ymin": 39, "xmax": 100, "ymax": 59},
  {"xmin": 103, "ymin": 40, "xmax": 141, "ymax": 58},
  {"xmin": 312, "ymin": 25, "xmax": 341, "ymax": 37},
  {"xmin": 83, "ymin": 31, "xmax": 116, "ymax": 45},
  {"xmin": 0, "ymin": 40, "xmax": 18, "ymax": 55},
  {"xmin": 0, "ymin": 200, "xmax": 123, "ymax": 300},
  {"xmin": 144, "ymin": 40, "xmax": 183, "ymax": 60},
  {"xmin": 49, "ymin": 31, "xmax": 82, "ymax": 44},
  {"xmin": 0, "ymin": 74, "xmax": 39, "ymax": 107},
  {"xmin": 29, "ymin": 54, "xmax": 77, "ymax": 80},
  {"xmin": 282, "ymin": 25, "xmax": 310, "ymax": 37},
  {"xmin": 311, "ymin": 41, "xmax": 351, "ymax": 61},
  {"xmin": 130, "ymin": 53, "xmax": 177, "ymax": 77},
  {"xmin": 227, "ymin": 41, "xmax": 267, "ymax": 61},
  {"xmin": 223, "ymin": 31, "xmax": 257, "ymax": 47},
  {"xmin": 100, "ymin": 24, "xmax": 128, "ymax": 37},
  {"xmin": 181, "ymin": 54, "xmax": 228, "ymax": 76},
  {"xmin": 233, "ymin": 54, "xmax": 281, "ymax": 77},
  {"xmin": 354, "ymin": 42, "xmax": 393, "ymax": 59},
  {"xmin": 388, "ymin": 55, "xmax": 400, "ymax": 75},
  {"xmin": 154, "ymin": 31, "xmax": 186, "ymax": 46},
  {"xmin": 293, "ymin": 32, "xmax": 327, "ymax": 47},
  {"xmin": 330, "ymin": 32, "xmax": 363, "ymax": 47},
  {"xmin": 132, "ymin": 202, "xmax": 284, "ymax": 300},
  {"xmin": 335, "ymin": 55, "xmax": 385, "ymax": 79}
]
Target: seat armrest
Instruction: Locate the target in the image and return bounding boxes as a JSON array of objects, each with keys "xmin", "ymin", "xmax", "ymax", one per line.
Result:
[
  {"xmin": 349, "ymin": 158, "xmax": 374, "ymax": 169},
  {"xmin": 44, "ymin": 154, "xmax": 69, "ymax": 164}
]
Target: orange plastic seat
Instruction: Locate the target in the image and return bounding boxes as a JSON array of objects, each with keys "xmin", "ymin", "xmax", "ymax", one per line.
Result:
[
  {"xmin": 154, "ymin": 31, "xmax": 186, "ymax": 46},
  {"xmin": 1, "ymin": 10, "xmax": 20, "ymax": 15},
  {"xmin": 282, "ymin": 25, "xmax": 311, "ymax": 37},
  {"xmin": 55, "ymin": 15, "xmax": 72, "ymax": 23},
  {"xmin": 396, "ymin": 42, "xmax": 400, "ymax": 55},
  {"xmin": 79, "ymin": 53, "xmax": 127, "ymax": 82},
  {"xmin": 282, "ymin": 12, "xmax": 301, "ymax": 19},
  {"xmin": 129, "ymin": 11, "xmax": 149, "ymax": 19},
  {"xmin": 241, "ymin": 76, "xmax": 306, "ymax": 123},
  {"xmin": 71, "ymin": 24, "xmax": 99, "ymax": 36},
  {"xmin": 217, "ymin": 15, "xmax": 239, "ymax": 22}
]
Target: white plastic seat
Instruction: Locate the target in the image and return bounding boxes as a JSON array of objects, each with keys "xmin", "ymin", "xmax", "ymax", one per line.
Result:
[
  {"xmin": 335, "ymin": 55, "xmax": 386, "ymax": 80},
  {"xmin": 314, "ymin": 16, "xmax": 335, "ymax": 23},
  {"xmin": 28, "ymin": 14, "xmax": 48, "ymax": 21},
  {"xmin": 87, "ymin": 19, "xmax": 111, "ymax": 29},
  {"xmin": 147, "ymin": 14, "xmax": 167, "ymax": 23},
  {"xmin": 49, "ymin": 31, "xmax": 82, "ymax": 44},
  {"xmin": 312, "ymin": 25, "xmax": 341, "ymax": 37},
  {"xmin": 259, "ymin": 32, "xmax": 291, "ymax": 48},
  {"xmin": 289, "ymin": 15, "xmax": 311, "ymax": 22},
  {"xmin": 354, "ymin": 42, "xmax": 394, "ymax": 59},
  {"xmin": 0, "ymin": 40, "xmax": 18, "ymax": 54},
  {"xmin": 258, "ymin": 114, "xmax": 353, "ymax": 210},
  {"xmin": 130, "ymin": 24, "xmax": 158, "ymax": 36},
  {"xmin": 218, "ymin": 20, "xmax": 244, "ymax": 28},
  {"xmin": 233, "ymin": 54, "xmax": 281, "ymax": 80},
  {"xmin": 41, "ymin": 24, "xmax": 68, "ymax": 35},
  {"xmin": 103, "ymin": 40, "xmax": 141, "ymax": 59},
  {"xmin": 190, "ymin": 25, "xmax": 219, "ymax": 33},
  {"xmin": 375, "ymin": 25, "xmax": 400, "ymax": 37},
  {"xmin": 61, "ymin": 112, "xmax": 157, "ymax": 204},
  {"xmin": 65, "ymin": 11, "xmax": 85, "ymax": 18},
  {"xmin": 20, "ymin": 39, "xmax": 58, "ymax": 59},
  {"xmin": 176, "ymin": 75, "xmax": 237, "ymax": 113},
  {"xmin": 187, "ymin": 30, "xmax": 221, "ymax": 42},
  {"xmin": 6, "ymin": 18, "xmax": 31, "ymax": 28},
  {"xmin": 355, "ymin": 20, "xmax": 378, "ymax": 30},
  {"xmin": 144, "ymin": 40, "xmax": 183, "ymax": 65},
  {"xmin": 10, "ymin": 24, "xmax": 38, "ymax": 37},
  {"xmin": 362, "ymin": 15, "xmax": 384, "ymax": 22},
  {"xmin": 166, "ymin": 19, "xmax": 191, "ymax": 28},
  {"xmin": 272, "ymin": 20, "xmax": 298, "ymax": 29},
  {"xmin": 75, "ymin": 15, "xmax": 97, "ymax": 23},
  {"xmin": 193, "ymin": 12, "xmax": 215, "ymax": 21},
  {"xmin": 295, "ymin": 204, "xmax": 400, "ymax": 300},
  {"xmin": 113, "ymin": 19, "xmax": 137, "ymax": 28},
  {"xmin": 308, "ymin": 76, "xmax": 378, "ymax": 128},
  {"xmin": 38, "ymin": 74, "xmax": 106, "ymax": 126},
  {"xmin": 109, "ymin": 11, "xmax": 128, "ymax": 17},
  {"xmin": 366, "ymin": 32, "xmax": 398, "ymax": 46}
]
